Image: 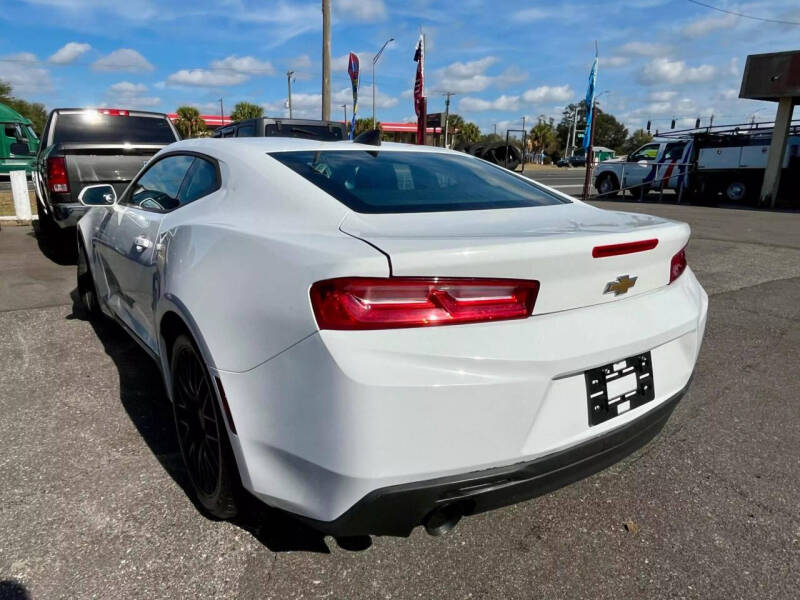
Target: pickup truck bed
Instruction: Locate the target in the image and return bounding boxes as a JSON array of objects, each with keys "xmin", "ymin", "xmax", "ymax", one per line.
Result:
[{"xmin": 34, "ymin": 109, "xmax": 179, "ymax": 231}]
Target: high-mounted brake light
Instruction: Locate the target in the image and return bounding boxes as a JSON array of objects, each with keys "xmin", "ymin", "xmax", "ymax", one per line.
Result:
[
  {"xmin": 592, "ymin": 238, "xmax": 658, "ymax": 258},
  {"xmin": 669, "ymin": 246, "xmax": 687, "ymax": 283},
  {"xmin": 99, "ymin": 109, "xmax": 129, "ymax": 116},
  {"xmin": 310, "ymin": 277, "xmax": 539, "ymax": 330},
  {"xmin": 47, "ymin": 157, "xmax": 69, "ymax": 194}
]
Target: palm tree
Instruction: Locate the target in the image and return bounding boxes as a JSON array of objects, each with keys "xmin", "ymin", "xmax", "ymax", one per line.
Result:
[
  {"xmin": 230, "ymin": 102, "xmax": 264, "ymax": 121},
  {"xmin": 175, "ymin": 106, "xmax": 206, "ymax": 139}
]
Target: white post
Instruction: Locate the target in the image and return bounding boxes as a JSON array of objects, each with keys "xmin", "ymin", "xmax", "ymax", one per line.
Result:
[{"xmin": 10, "ymin": 170, "xmax": 31, "ymax": 220}]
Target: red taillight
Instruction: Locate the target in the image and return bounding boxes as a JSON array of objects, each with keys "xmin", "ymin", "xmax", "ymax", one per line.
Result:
[
  {"xmin": 47, "ymin": 157, "xmax": 69, "ymax": 194},
  {"xmin": 310, "ymin": 277, "xmax": 539, "ymax": 330},
  {"xmin": 99, "ymin": 109, "xmax": 129, "ymax": 116},
  {"xmin": 592, "ymin": 238, "xmax": 658, "ymax": 258},
  {"xmin": 669, "ymin": 246, "xmax": 687, "ymax": 283}
]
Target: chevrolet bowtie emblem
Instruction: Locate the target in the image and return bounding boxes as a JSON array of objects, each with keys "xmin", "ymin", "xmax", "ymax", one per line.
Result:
[{"xmin": 604, "ymin": 275, "xmax": 637, "ymax": 296}]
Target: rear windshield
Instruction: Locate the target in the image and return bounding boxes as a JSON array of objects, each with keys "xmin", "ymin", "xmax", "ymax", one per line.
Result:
[
  {"xmin": 266, "ymin": 124, "xmax": 345, "ymax": 141},
  {"xmin": 52, "ymin": 113, "xmax": 178, "ymax": 145},
  {"xmin": 269, "ymin": 150, "xmax": 568, "ymax": 213}
]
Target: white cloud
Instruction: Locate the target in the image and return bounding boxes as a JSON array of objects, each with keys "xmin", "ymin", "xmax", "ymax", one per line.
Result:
[
  {"xmin": 210, "ymin": 55, "xmax": 275, "ymax": 76},
  {"xmin": 459, "ymin": 95, "xmax": 520, "ymax": 112},
  {"xmin": 289, "ymin": 54, "xmax": 312, "ymax": 70},
  {"xmin": 264, "ymin": 84, "xmax": 397, "ymax": 119},
  {"xmin": 92, "ymin": 48, "xmax": 154, "ymax": 72},
  {"xmin": 717, "ymin": 88, "xmax": 739, "ymax": 101},
  {"xmin": 106, "ymin": 81, "xmax": 160, "ymax": 109},
  {"xmin": 617, "ymin": 42, "xmax": 669, "ymax": 56},
  {"xmin": 48, "ymin": 42, "xmax": 91, "ymax": 64},
  {"xmin": 522, "ymin": 85, "xmax": 573, "ymax": 103},
  {"xmin": 603, "ymin": 56, "xmax": 630, "ymax": 68},
  {"xmin": 435, "ymin": 56, "xmax": 498, "ymax": 93},
  {"xmin": 512, "ymin": 7, "xmax": 553, "ymax": 22},
  {"xmin": 0, "ymin": 53, "xmax": 53, "ymax": 94},
  {"xmin": 637, "ymin": 57, "xmax": 715, "ymax": 85},
  {"xmin": 109, "ymin": 81, "xmax": 148, "ymax": 94},
  {"xmin": 334, "ymin": 0, "xmax": 386, "ymax": 21},
  {"xmin": 494, "ymin": 66, "xmax": 527, "ymax": 89},
  {"xmin": 167, "ymin": 69, "xmax": 249, "ymax": 87},
  {"xmin": 648, "ymin": 90, "xmax": 678, "ymax": 102},
  {"xmin": 682, "ymin": 12, "xmax": 738, "ymax": 37}
]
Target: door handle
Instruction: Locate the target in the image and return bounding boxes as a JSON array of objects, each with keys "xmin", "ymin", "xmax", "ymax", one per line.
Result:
[{"xmin": 134, "ymin": 235, "xmax": 153, "ymax": 251}]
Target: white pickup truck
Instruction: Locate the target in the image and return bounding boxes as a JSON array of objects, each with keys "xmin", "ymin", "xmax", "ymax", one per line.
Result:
[
  {"xmin": 593, "ymin": 140, "xmax": 689, "ymax": 198},
  {"xmin": 593, "ymin": 129, "xmax": 800, "ymax": 203}
]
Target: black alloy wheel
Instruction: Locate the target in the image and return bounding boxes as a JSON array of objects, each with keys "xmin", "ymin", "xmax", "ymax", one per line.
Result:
[{"xmin": 171, "ymin": 335, "xmax": 239, "ymax": 519}]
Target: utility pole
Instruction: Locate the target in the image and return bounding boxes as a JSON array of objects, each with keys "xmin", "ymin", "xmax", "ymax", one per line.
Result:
[
  {"xmin": 342, "ymin": 103, "xmax": 347, "ymax": 133},
  {"xmin": 286, "ymin": 71, "xmax": 295, "ymax": 118},
  {"xmin": 521, "ymin": 116, "xmax": 526, "ymax": 173},
  {"xmin": 321, "ymin": 0, "xmax": 331, "ymax": 120},
  {"xmin": 372, "ymin": 37, "xmax": 394, "ymax": 129},
  {"xmin": 219, "ymin": 98, "xmax": 224, "ymax": 128},
  {"xmin": 442, "ymin": 91, "xmax": 454, "ymax": 148},
  {"xmin": 493, "ymin": 123, "xmax": 497, "ymax": 136}
]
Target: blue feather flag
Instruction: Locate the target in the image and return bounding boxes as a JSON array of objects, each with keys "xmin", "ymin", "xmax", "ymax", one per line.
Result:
[{"xmin": 583, "ymin": 55, "xmax": 598, "ymax": 152}]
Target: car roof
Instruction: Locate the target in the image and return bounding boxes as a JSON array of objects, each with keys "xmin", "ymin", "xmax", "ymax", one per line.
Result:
[{"xmin": 164, "ymin": 137, "xmax": 457, "ymax": 155}]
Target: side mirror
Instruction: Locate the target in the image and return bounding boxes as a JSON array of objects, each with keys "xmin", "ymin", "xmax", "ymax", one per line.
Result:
[
  {"xmin": 79, "ymin": 184, "xmax": 116, "ymax": 206},
  {"xmin": 9, "ymin": 141, "xmax": 30, "ymax": 155},
  {"xmin": 637, "ymin": 160, "xmax": 649, "ymax": 166}
]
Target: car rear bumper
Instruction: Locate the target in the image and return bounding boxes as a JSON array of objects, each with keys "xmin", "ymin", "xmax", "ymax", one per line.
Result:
[
  {"xmin": 50, "ymin": 202, "xmax": 87, "ymax": 228},
  {"xmin": 301, "ymin": 379, "xmax": 688, "ymax": 537},
  {"xmin": 216, "ymin": 268, "xmax": 708, "ymax": 531}
]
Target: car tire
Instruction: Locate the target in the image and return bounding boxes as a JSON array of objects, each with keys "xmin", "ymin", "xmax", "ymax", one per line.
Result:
[
  {"xmin": 725, "ymin": 180, "xmax": 748, "ymax": 203},
  {"xmin": 171, "ymin": 334, "xmax": 240, "ymax": 520},
  {"xmin": 596, "ymin": 174, "xmax": 620, "ymax": 198},
  {"xmin": 77, "ymin": 238, "xmax": 103, "ymax": 320}
]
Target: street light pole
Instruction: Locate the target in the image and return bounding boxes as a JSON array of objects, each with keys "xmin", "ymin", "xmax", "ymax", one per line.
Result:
[
  {"xmin": 219, "ymin": 98, "xmax": 224, "ymax": 128},
  {"xmin": 342, "ymin": 103, "xmax": 347, "ymax": 133},
  {"xmin": 372, "ymin": 37, "xmax": 394, "ymax": 129},
  {"xmin": 286, "ymin": 71, "xmax": 295, "ymax": 118},
  {"xmin": 442, "ymin": 91, "xmax": 454, "ymax": 147}
]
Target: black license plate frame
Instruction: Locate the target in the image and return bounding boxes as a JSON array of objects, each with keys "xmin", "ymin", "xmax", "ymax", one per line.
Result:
[{"xmin": 585, "ymin": 352, "xmax": 655, "ymax": 426}]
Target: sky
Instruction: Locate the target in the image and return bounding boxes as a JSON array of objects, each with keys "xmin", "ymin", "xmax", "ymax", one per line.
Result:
[{"xmin": 1, "ymin": 0, "xmax": 799, "ymax": 134}]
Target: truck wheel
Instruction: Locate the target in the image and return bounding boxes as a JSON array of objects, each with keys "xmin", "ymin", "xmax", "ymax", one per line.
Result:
[
  {"xmin": 725, "ymin": 181, "xmax": 747, "ymax": 203},
  {"xmin": 596, "ymin": 174, "xmax": 619, "ymax": 198},
  {"xmin": 36, "ymin": 201, "xmax": 58, "ymax": 237},
  {"xmin": 171, "ymin": 334, "xmax": 241, "ymax": 520}
]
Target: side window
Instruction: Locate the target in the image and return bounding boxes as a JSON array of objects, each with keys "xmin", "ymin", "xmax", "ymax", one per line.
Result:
[
  {"xmin": 664, "ymin": 143, "xmax": 686, "ymax": 161},
  {"xmin": 629, "ymin": 144, "xmax": 659, "ymax": 162},
  {"xmin": 179, "ymin": 158, "xmax": 220, "ymax": 205},
  {"xmin": 236, "ymin": 124, "xmax": 255, "ymax": 137},
  {"xmin": 223, "ymin": 127, "xmax": 235, "ymax": 138},
  {"xmin": 123, "ymin": 155, "xmax": 194, "ymax": 212}
]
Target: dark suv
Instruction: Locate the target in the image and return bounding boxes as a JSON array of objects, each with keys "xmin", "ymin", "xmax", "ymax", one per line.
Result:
[{"xmin": 213, "ymin": 117, "xmax": 346, "ymax": 141}]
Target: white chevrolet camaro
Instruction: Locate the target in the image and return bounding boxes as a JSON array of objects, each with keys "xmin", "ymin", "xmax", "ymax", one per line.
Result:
[{"xmin": 76, "ymin": 136, "xmax": 708, "ymax": 537}]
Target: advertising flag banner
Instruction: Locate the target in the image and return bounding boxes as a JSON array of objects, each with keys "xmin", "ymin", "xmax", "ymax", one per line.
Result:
[
  {"xmin": 347, "ymin": 52, "xmax": 360, "ymax": 140},
  {"xmin": 583, "ymin": 55, "xmax": 598, "ymax": 152}
]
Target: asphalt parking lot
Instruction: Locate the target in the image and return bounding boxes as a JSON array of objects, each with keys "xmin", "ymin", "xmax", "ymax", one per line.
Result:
[{"xmin": 1, "ymin": 200, "xmax": 799, "ymax": 599}]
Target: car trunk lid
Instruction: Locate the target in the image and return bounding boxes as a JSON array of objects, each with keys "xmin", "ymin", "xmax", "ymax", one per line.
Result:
[{"xmin": 340, "ymin": 202, "xmax": 689, "ymax": 315}]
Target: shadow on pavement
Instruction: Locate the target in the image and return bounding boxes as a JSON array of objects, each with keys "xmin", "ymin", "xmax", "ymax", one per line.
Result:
[
  {"xmin": 67, "ymin": 289, "xmax": 371, "ymax": 554},
  {"xmin": 0, "ymin": 580, "xmax": 31, "ymax": 600},
  {"xmin": 30, "ymin": 222, "xmax": 77, "ymax": 266}
]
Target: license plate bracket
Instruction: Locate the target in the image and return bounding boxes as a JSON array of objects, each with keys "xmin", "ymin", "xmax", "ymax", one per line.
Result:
[{"xmin": 584, "ymin": 352, "xmax": 655, "ymax": 426}]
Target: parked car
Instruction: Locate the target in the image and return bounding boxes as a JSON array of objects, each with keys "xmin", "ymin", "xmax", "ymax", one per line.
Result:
[
  {"xmin": 75, "ymin": 136, "xmax": 708, "ymax": 537},
  {"xmin": 557, "ymin": 154, "xmax": 586, "ymax": 168},
  {"xmin": 212, "ymin": 117, "xmax": 346, "ymax": 141},
  {"xmin": 33, "ymin": 108, "xmax": 180, "ymax": 235},
  {"xmin": 0, "ymin": 102, "xmax": 39, "ymax": 176}
]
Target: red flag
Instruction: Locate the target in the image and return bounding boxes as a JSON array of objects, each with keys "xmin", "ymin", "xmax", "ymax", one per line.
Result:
[{"xmin": 413, "ymin": 34, "xmax": 424, "ymax": 118}]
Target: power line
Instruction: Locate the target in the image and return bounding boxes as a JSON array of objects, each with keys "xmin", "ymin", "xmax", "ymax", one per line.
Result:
[{"xmin": 687, "ymin": 0, "xmax": 800, "ymax": 26}]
